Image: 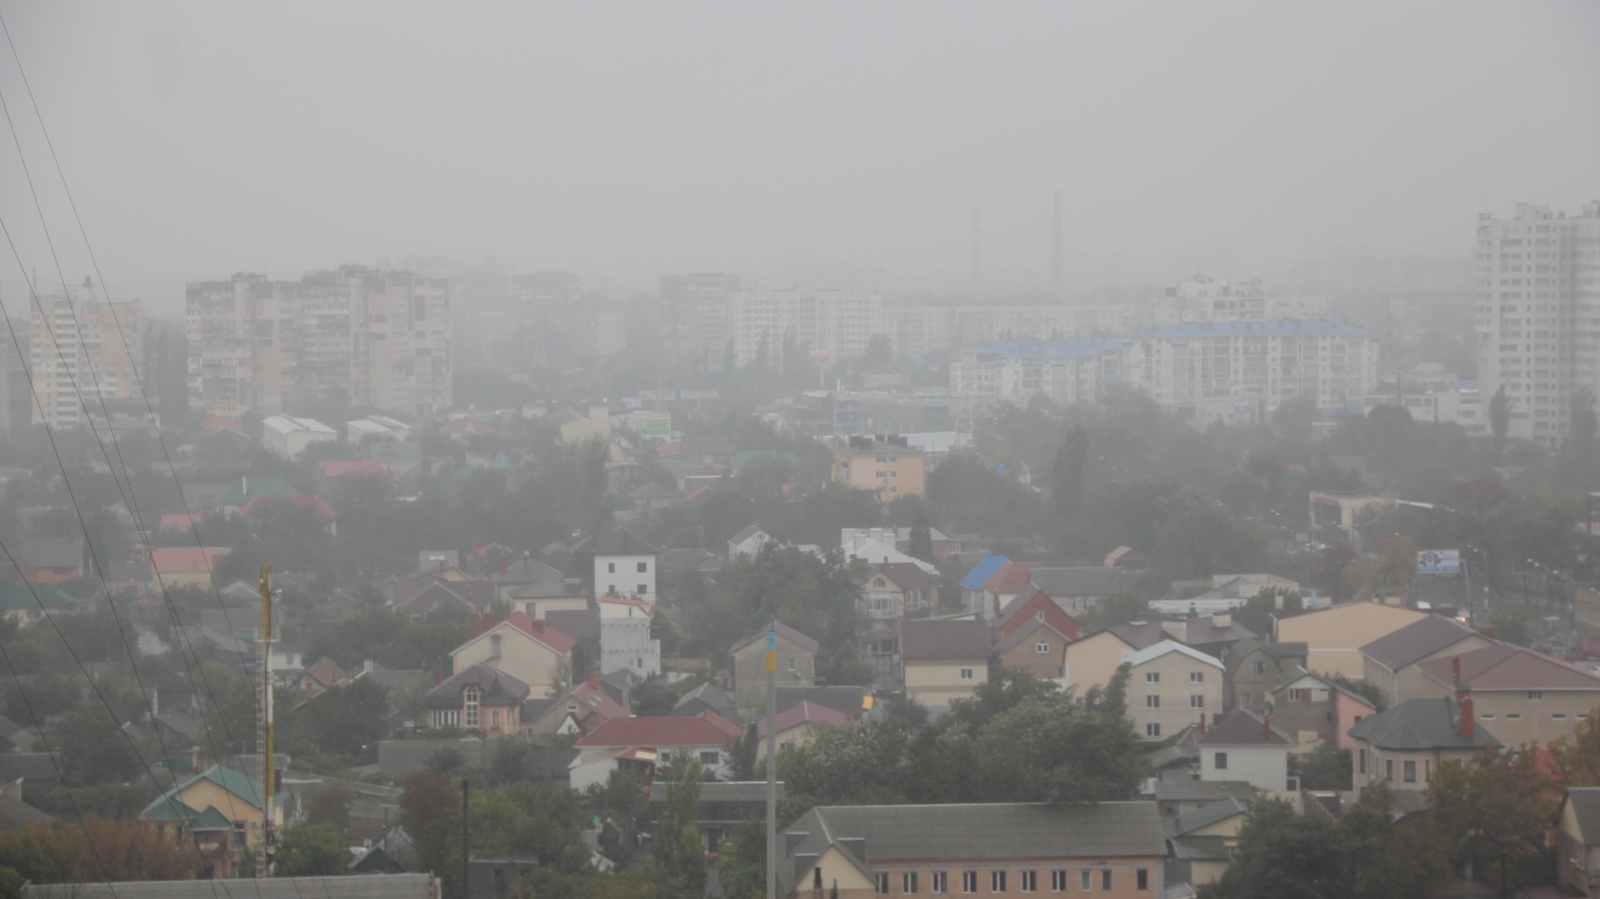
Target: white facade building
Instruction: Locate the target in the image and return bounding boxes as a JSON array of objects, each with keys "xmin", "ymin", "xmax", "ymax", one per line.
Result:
[
  {"xmin": 951, "ymin": 337, "xmax": 1122, "ymax": 407},
  {"xmin": 29, "ymin": 280, "xmax": 142, "ymax": 429},
  {"xmin": 261, "ymin": 415, "xmax": 338, "ymax": 459},
  {"xmin": 598, "ymin": 596, "xmax": 661, "ymax": 677},
  {"xmin": 726, "ymin": 284, "xmax": 882, "ymax": 368},
  {"xmin": 1474, "ymin": 201, "xmax": 1600, "ymax": 445},
  {"xmin": 346, "ymin": 414, "xmax": 413, "ymax": 443}
]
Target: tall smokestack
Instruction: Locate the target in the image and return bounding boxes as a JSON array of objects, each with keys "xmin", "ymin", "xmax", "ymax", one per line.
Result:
[{"xmin": 1052, "ymin": 189, "xmax": 1062, "ymax": 291}]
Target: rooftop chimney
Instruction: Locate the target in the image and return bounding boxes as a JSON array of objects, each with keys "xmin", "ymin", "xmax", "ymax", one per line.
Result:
[
  {"xmin": 469, "ymin": 610, "xmax": 481, "ymax": 639},
  {"xmin": 1199, "ymin": 712, "xmax": 1207, "ymax": 734},
  {"xmin": 1459, "ymin": 690, "xmax": 1475, "ymax": 740},
  {"xmin": 587, "ymin": 667, "xmax": 599, "ymax": 689},
  {"xmin": 1212, "ymin": 612, "xmax": 1232, "ymax": 629},
  {"xmin": 1262, "ymin": 712, "xmax": 1272, "ymax": 740}
]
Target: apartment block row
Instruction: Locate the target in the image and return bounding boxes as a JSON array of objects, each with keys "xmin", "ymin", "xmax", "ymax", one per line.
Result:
[
  {"xmin": 186, "ymin": 267, "xmax": 451, "ymax": 418},
  {"xmin": 27, "ymin": 279, "xmax": 144, "ymax": 429}
]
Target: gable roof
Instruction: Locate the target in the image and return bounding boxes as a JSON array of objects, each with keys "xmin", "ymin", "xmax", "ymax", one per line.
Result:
[
  {"xmin": 1564, "ymin": 789, "xmax": 1600, "ymax": 845},
  {"xmin": 730, "ymin": 621, "xmax": 820, "ymax": 655},
  {"xmin": 142, "ymin": 764, "xmax": 264, "ymax": 821},
  {"xmin": 1105, "ymin": 620, "xmax": 1171, "ymax": 651},
  {"xmin": 673, "ymin": 682, "xmax": 739, "ymax": 721},
  {"xmin": 422, "ymin": 663, "xmax": 531, "ymax": 709},
  {"xmin": 993, "ymin": 617, "xmax": 1070, "ymax": 657},
  {"xmin": 1347, "ymin": 697, "xmax": 1497, "ymax": 751},
  {"xmin": 496, "ymin": 612, "xmax": 578, "ymax": 656},
  {"xmin": 1360, "ymin": 615, "xmax": 1485, "ymax": 673},
  {"xmin": 982, "ymin": 561, "xmax": 1041, "ymax": 594},
  {"xmin": 1029, "ymin": 566, "xmax": 1131, "ymax": 597},
  {"xmin": 301, "ymin": 657, "xmax": 347, "ymax": 688},
  {"xmin": 0, "ymin": 585, "xmax": 80, "ymax": 613},
  {"xmin": 1122, "ymin": 640, "xmax": 1224, "ymax": 670},
  {"xmin": 756, "ymin": 701, "xmax": 853, "ymax": 739},
  {"xmin": 1416, "ymin": 643, "xmax": 1600, "ymax": 692},
  {"xmin": 866, "ymin": 562, "xmax": 937, "ymax": 592},
  {"xmin": 571, "ymin": 528, "xmax": 659, "ymax": 556},
  {"xmin": 575, "ymin": 713, "xmax": 741, "ymax": 748},
  {"xmin": 900, "ymin": 619, "xmax": 991, "ymax": 660},
  {"xmin": 1161, "ymin": 797, "xmax": 1252, "ymax": 839},
  {"xmin": 959, "ymin": 554, "xmax": 1010, "ymax": 590},
  {"xmin": 1195, "ymin": 709, "xmax": 1293, "ymax": 746},
  {"xmin": 728, "ymin": 524, "xmax": 769, "ymax": 546},
  {"xmin": 149, "ymin": 547, "xmax": 223, "ymax": 575},
  {"xmin": 550, "ymin": 681, "xmax": 629, "ymax": 730},
  {"xmin": 214, "ymin": 476, "xmax": 299, "ymax": 506},
  {"xmin": 1272, "ymin": 670, "xmax": 1377, "ymax": 710}
]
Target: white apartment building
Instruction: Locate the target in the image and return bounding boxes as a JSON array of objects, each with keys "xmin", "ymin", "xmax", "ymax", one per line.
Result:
[
  {"xmin": 1363, "ymin": 388, "xmax": 1487, "ymax": 437},
  {"xmin": 950, "ymin": 337, "xmax": 1122, "ymax": 406},
  {"xmin": 1474, "ymin": 201, "xmax": 1600, "ymax": 445},
  {"xmin": 186, "ymin": 268, "xmax": 451, "ymax": 417},
  {"xmin": 29, "ymin": 279, "xmax": 142, "ymax": 429},
  {"xmin": 726, "ymin": 284, "xmax": 881, "ymax": 368}
]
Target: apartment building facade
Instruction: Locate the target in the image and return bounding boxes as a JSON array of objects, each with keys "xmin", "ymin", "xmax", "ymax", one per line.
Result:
[
  {"xmin": 186, "ymin": 267, "xmax": 451, "ymax": 417},
  {"xmin": 726, "ymin": 283, "xmax": 881, "ymax": 368},
  {"xmin": 29, "ymin": 279, "xmax": 143, "ymax": 428},
  {"xmin": 662, "ymin": 272, "xmax": 741, "ymax": 370},
  {"xmin": 1473, "ymin": 201, "xmax": 1600, "ymax": 445}
]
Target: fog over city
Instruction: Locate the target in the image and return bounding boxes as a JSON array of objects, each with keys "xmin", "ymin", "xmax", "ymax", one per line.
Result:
[{"xmin": 2, "ymin": 2, "xmax": 1597, "ymax": 311}]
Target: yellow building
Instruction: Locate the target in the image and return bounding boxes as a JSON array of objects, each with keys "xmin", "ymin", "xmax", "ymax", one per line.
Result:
[
  {"xmin": 1274, "ymin": 602, "xmax": 1429, "ymax": 680},
  {"xmin": 899, "ymin": 619, "xmax": 990, "ymax": 708},
  {"xmin": 141, "ymin": 765, "xmax": 283, "ymax": 878},
  {"xmin": 831, "ymin": 437, "xmax": 926, "ymax": 500}
]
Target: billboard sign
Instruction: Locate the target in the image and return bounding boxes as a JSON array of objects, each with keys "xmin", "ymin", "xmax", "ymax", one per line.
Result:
[{"xmin": 1417, "ymin": 550, "xmax": 1461, "ymax": 575}]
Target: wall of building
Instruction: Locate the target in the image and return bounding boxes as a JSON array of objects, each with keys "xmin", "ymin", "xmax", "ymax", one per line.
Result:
[
  {"xmin": 1200, "ymin": 743, "xmax": 1289, "ymax": 792},
  {"xmin": 1128, "ymin": 653, "xmax": 1223, "ymax": 741},
  {"xmin": 595, "ymin": 553, "xmax": 657, "ymax": 601},
  {"xmin": 452, "ymin": 629, "xmax": 565, "ymax": 696},
  {"xmin": 903, "ymin": 658, "xmax": 986, "ymax": 707}
]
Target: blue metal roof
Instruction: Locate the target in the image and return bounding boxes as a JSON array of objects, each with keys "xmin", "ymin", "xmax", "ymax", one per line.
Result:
[
  {"xmin": 959, "ymin": 553, "xmax": 1010, "ymax": 590},
  {"xmin": 1127, "ymin": 318, "xmax": 1370, "ymax": 339},
  {"xmin": 968, "ymin": 337, "xmax": 1125, "ymax": 358}
]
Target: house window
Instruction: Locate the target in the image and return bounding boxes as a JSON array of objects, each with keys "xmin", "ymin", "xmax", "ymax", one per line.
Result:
[
  {"xmin": 1145, "ymin": 672, "xmax": 1160, "ymax": 684},
  {"xmin": 962, "ymin": 871, "xmax": 978, "ymax": 893},
  {"xmin": 1020, "ymin": 870, "xmax": 1036, "ymax": 892},
  {"xmin": 1036, "ymin": 611, "xmax": 1046, "ymax": 621},
  {"xmin": 1214, "ymin": 752, "xmax": 1228, "ymax": 770},
  {"xmin": 1137, "ymin": 869, "xmax": 1149, "ymax": 890},
  {"xmin": 1358, "ymin": 748, "xmax": 1367, "ymax": 774},
  {"xmin": 903, "ymin": 872, "xmax": 919, "ymax": 893},
  {"xmin": 1288, "ymin": 688, "xmax": 1306, "ymax": 702},
  {"xmin": 492, "ymin": 710, "xmax": 501, "ymax": 729},
  {"xmin": 932, "ymin": 872, "xmax": 947, "ymax": 893},
  {"xmin": 1051, "ymin": 870, "xmax": 1067, "ymax": 891},
  {"xmin": 1529, "ymin": 690, "xmax": 1544, "ymax": 701},
  {"xmin": 608, "ymin": 562, "xmax": 616, "ymax": 573},
  {"xmin": 960, "ymin": 668, "xmax": 974, "ymax": 680},
  {"xmin": 1102, "ymin": 870, "xmax": 1112, "ymax": 890},
  {"xmin": 1037, "ymin": 642, "xmax": 1051, "ymax": 654},
  {"xmin": 1146, "ymin": 723, "xmax": 1161, "ymax": 737},
  {"xmin": 1080, "ymin": 870, "xmax": 1092, "ymax": 891},
  {"xmin": 637, "ymin": 561, "xmax": 648, "ymax": 573},
  {"xmin": 700, "ymin": 751, "xmax": 720, "ymax": 765},
  {"xmin": 1385, "ymin": 759, "xmax": 1394, "ymax": 780},
  {"xmin": 464, "ymin": 684, "xmax": 480, "ymax": 728},
  {"xmin": 876, "ymin": 873, "xmax": 890, "ymax": 894},
  {"xmin": 1190, "ymin": 695, "xmax": 1204, "ymax": 709},
  {"xmin": 637, "ymin": 584, "xmax": 648, "ymax": 595},
  {"xmin": 1252, "ymin": 661, "xmax": 1266, "ymax": 675},
  {"xmin": 1146, "ymin": 695, "xmax": 1160, "ymax": 709},
  {"xmin": 1189, "ymin": 671, "xmax": 1204, "ymax": 684},
  {"xmin": 992, "ymin": 871, "xmax": 1007, "ymax": 892},
  {"xmin": 1555, "ymin": 713, "xmax": 1569, "ymax": 719},
  {"xmin": 1507, "ymin": 713, "xmax": 1522, "ymax": 720},
  {"xmin": 1403, "ymin": 760, "xmax": 1417, "ymax": 782},
  {"xmin": 788, "ymin": 657, "xmax": 797, "ymax": 672},
  {"xmin": 232, "ymin": 821, "xmax": 246, "ymax": 847},
  {"xmin": 490, "ymin": 634, "xmax": 502, "ymax": 658}
]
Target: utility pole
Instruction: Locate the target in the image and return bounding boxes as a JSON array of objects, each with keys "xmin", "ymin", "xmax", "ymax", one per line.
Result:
[
  {"xmin": 463, "ymin": 779, "xmax": 470, "ymax": 899},
  {"xmin": 765, "ymin": 622, "xmax": 778, "ymax": 899},
  {"xmin": 258, "ymin": 564, "xmax": 275, "ymax": 877}
]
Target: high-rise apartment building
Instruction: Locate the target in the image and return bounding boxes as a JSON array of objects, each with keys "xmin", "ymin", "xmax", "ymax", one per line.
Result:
[
  {"xmin": 726, "ymin": 284, "xmax": 882, "ymax": 369},
  {"xmin": 29, "ymin": 278, "xmax": 143, "ymax": 429},
  {"xmin": 186, "ymin": 267, "xmax": 450, "ymax": 418},
  {"xmin": 1474, "ymin": 201, "xmax": 1600, "ymax": 445},
  {"xmin": 661, "ymin": 273, "xmax": 740, "ymax": 370}
]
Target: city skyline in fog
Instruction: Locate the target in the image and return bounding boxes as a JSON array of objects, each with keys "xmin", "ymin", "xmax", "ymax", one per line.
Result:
[{"xmin": 0, "ymin": 2, "xmax": 1596, "ymax": 314}]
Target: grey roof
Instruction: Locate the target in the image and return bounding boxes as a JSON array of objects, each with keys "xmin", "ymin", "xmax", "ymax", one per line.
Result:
[
  {"xmin": 899, "ymin": 619, "xmax": 991, "ymax": 660},
  {"xmin": 1359, "ymin": 615, "xmax": 1482, "ymax": 673},
  {"xmin": 1195, "ymin": 709, "xmax": 1293, "ymax": 746},
  {"xmin": 17, "ymin": 536, "xmax": 83, "ymax": 570},
  {"xmin": 490, "ymin": 557, "xmax": 566, "ymax": 586},
  {"xmin": 24, "ymin": 874, "xmax": 439, "ymax": 899},
  {"xmin": 993, "ymin": 617, "xmax": 1070, "ymax": 657},
  {"xmin": 1347, "ymin": 697, "xmax": 1497, "ymax": 751},
  {"xmin": 1104, "ymin": 621, "xmax": 1170, "ymax": 651},
  {"xmin": 649, "ymin": 780, "xmax": 786, "ymax": 804},
  {"xmin": 1178, "ymin": 618, "xmax": 1258, "ymax": 648},
  {"xmin": 1029, "ymin": 566, "xmax": 1131, "ymax": 597},
  {"xmin": 661, "ymin": 547, "xmax": 721, "ymax": 575},
  {"xmin": 1564, "ymin": 789, "xmax": 1600, "ymax": 845},
  {"xmin": 728, "ymin": 523, "xmax": 768, "ymax": 544},
  {"xmin": 422, "ymin": 663, "xmax": 531, "ymax": 709},
  {"xmin": 1150, "ymin": 779, "xmax": 1256, "ymax": 806},
  {"xmin": 1168, "ymin": 834, "xmax": 1231, "ymax": 862},
  {"xmin": 571, "ymin": 528, "xmax": 659, "ymax": 556},
  {"xmin": 674, "ymin": 683, "xmax": 739, "ymax": 721},
  {"xmin": 731, "ymin": 621, "xmax": 820, "ymax": 655},
  {"xmin": 779, "ymin": 803, "xmax": 1164, "ymax": 897},
  {"xmin": 545, "ymin": 609, "xmax": 600, "ymax": 642},
  {"xmin": 1162, "ymin": 797, "xmax": 1251, "ymax": 839}
]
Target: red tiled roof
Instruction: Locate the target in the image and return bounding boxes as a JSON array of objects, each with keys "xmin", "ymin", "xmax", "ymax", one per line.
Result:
[
  {"xmin": 302, "ymin": 656, "xmax": 347, "ymax": 688},
  {"xmin": 597, "ymin": 596, "xmax": 654, "ymax": 615},
  {"xmin": 1417, "ymin": 643, "xmax": 1600, "ymax": 692},
  {"xmin": 756, "ymin": 701, "xmax": 852, "ymax": 739},
  {"xmin": 240, "ymin": 494, "xmax": 338, "ymax": 522},
  {"xmin": 150, "ymin": 547, "xmax": 221, "ymax": 574},
  {"xmin": 576, "ymin": 714, "xmax": 741, "ymax": 748},
  {"xmin": 503, "ymin": 611, "xmax": 577, "ymax": 655},
  {"xmin": 697, "ymin": 710, "xmax": 742, "ymax": 739},
  {"xmin": 201, "ymin": 412, "xmax": 243, "ymax": 432},
  {"xmin": 982, "ymin": 561, "xmax": 1041, "ymax": 594}
]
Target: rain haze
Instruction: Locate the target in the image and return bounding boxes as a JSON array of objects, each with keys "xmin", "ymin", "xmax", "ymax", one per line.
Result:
[{"xmin": 1, "ymin": 1, "xmax": 1597, "ymax": 311}]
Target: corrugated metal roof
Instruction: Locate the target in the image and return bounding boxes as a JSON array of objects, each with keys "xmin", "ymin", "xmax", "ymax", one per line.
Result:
[
  {"xmin": 959, "ymin": 554, "xmax": 1010, "ymax": 590},
  {"xmin": 1347, "ymin": 697, "xmax": 1497, "ymax": 751},
  {"xmin": 1416, "ymin": 643, "xmax": 1600, "ymax": 692},
  {"xmin": 25, "ymin": 874, "xmax": 439, "ymax": 898},
  {"xmin": 900, "ymin": 619, "xmax": 991, "ymax": 660},
  {"xmin": 1029, "ymin": 566, "xmax": 1130, "ymax": 597},
  {"xmin": 1122, "ymin": 640, "xmax": 1224, "ymax": 670}
]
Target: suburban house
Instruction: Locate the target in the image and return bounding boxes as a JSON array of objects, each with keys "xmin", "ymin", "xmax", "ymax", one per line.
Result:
[
  {"xmin": 367, "ymin": 439, "xmax": 424, "ymax": 478},
  {"xmin": 598, "ymin": 596, "xmax": 660, "ymax": 677},
  {"xmin": 1222, "ymin": 639, "xmax": 1309, "ymax": 712},
  {"xmin": 422, "ymin": 663, "xmax": 529, "ymax": 737},
  {"xmin": 730, "ymin": 622, "xmax": 818, "ymax": 715},
  {"xmin": 1163, "ymin": 797, "xmax": 1252, "ymax": 891},
  {"xmin": 149, "ymin": 547, "xmax": 228, "ymax": 590},
  {"xmin": 840, "ymin": 526, "xmax": 962, "ymax": 562},
  {"xmin": 573, "ymin": 528, "xmax": 660, "ymax": 602},
  {"xmin": 1348, "ymin": 694, "xmax": 1497, "ymax": 793},
  {"xmin": 489, "ymin": 556, "xmax": 571, "ymax": 604},
  {"xmin": 213, "ymin": 475, "xmax": 300, "ymax": 516},
  {"xmin": 15, "ymin": 535, "xmax": 86, "ymax": 585},
  {"xmin": 899, "ymin": 618, "xmax": 991, "ymax": 708},
  {"xmin": 958, "ymin": 554, "xmax": 1009, "ymax": 613},
  {"xmin": 979, "ymin": 561, "xmax": 1042, "ymax": 619},
  {"xmin": 993, "ymin": 618, "xmax": 1071, "ymax": 683},
  {"xmin": 1270, "ymin": 670, "xmax": 1377, "ymax": 750},
  {"xmin": 1064, "ymin": 627, "xmax": 1161, "ymax": 696},
  {"xmin": 1359, "ymin": 615, "xmax": 1495, "ymax": 707},
  {"xmin": 1028, "ymin": 566, "xmax": 1134, "ymax": 617},
  {"xmin": 727, "ymin": 524, "xmax": 773, "ymax": 559},
  {"xmin": 569, "ymin": 714, "xmax": 742, "ymax": 789},
  {"xmin": 391, "ymin": 580, "xmax": 479, "ymax": 619},
  {"xmin": 1413, "ymin": 644, "xmax": 1600, "ymax": 748},
  {"xmin": 1123, "ymin": 641, "xmax": 1226, "ymax": 741},
  {"xmin": 860, "ymin": 563, "xmax": 941, "ymax": 619},
  {"xmin": 672, "ymin": 683, "xmax": 742, "ymax": 725},
  {"xmin": 141, "ymin": 764, "xmax": 284, "ymax": 878},
  {"xmin": 1196, "ymin": 709, "xmax": 1295, "ymax": 793},
  {"xmin": 993, "ymin": 585, "xmax": 1082, "ymax": 643},
  {"xmin": 1158, "ymin": 613, "xmax": 1256, "ymax": 661},
  {"xmin": 0, "ymin": 585, "xmax": 80, "ymax": 624},
  {"xmin": 238, "ymin": 493, "xmax": 338, "ymax": 535},
  {"xmin": 525, "ymin": 672, "xmax": 629, "ymax": 739},
  {"xmin": 449, "ymin": 611, "xmax": 576, "ymax": 697},
  {"xmin": 754, "ymin": 701, "xmax": 853, "ymax": 760},
  {"xmin": 1273, "ymin": 602, "xmax": 1430, "ymax": 680},
  {"xmin": 777, "ymin": 802, "xmax": 1166, "ymax": 898},
  {"xmin": 1558, "ymin": 788, "xmax": 1600, "ymax": 897}
]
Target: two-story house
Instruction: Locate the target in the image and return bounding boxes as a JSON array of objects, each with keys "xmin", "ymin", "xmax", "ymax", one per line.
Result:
[
  {"xmin": 1270, "ymin": 670, "xmax": 1377, "ymax": 750},
  {"xmin": 861, "ymin": 563, "xmax": 941, "ymax": 618},
  {"xmin": 1124, "ymin": 641, "xmax": 1225, "ymax": 741},
  {"xmin": 1413, "ymin": 645, "xmax": 1600, "ymax": 748},
  {"xmin": 1348, "ymin": 694, "xmax": 1497, "ymax": 794},
  {"xmin": 1222, "ymin": 639, "xmax": 1308, "ymax": 711},
  {"xmin": 1196, "ymin": 709, "xmax": 1295, "ymax": 793},
  {"xmin": 993, "ymin": 618, "xmax": 1071, "ymax": 683},
  {"xmin": 423, "ymin": 663, "xmax": 529, "ymax": 737},
  {"xmin": 1274, "ymin": 602, "xmax": 1430, "ymax": 680},
  {"xmin": 573, "ymin": 528, "xmax": 660, "ymax": 602},
  {"xmin": 141, "ymin": 764, "xmax": 284, "ymax": 878},
  {"xmin": 569, "ymin": 713, "xmax": 742, "ymax": 789},
  {"xmin": 730, "ymin": 622, "xmax": 818, "ymax": 716},
  {"xmin": 1359, "ymin": 615, "xmax": 1495, "ymax": 707},
  {"xmin": 449, "ymin": 611, "xmax": 576, "ymax": 697},
  {"xmin": 993, "ymin": 586, "xmax": 1082, "ymax": 644},
  {"xmin": 899, "ymin": 618, "xmax": 991, "ymax": 709},
  {"xmin": 755, "ymin": 701, "xmax": 854, "ymax": 760}
]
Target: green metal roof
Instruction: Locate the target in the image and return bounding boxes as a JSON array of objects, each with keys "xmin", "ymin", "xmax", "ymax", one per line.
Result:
[
  {"xmin": 0, "ymin": 586, "xmax": 80, "ymax": 612},
  {"xmin": 214, "ymin": 476, "xmax": 298, "ymax": 506},
  {"xmin": 139, "ymin": 795, "xmax": 201, "ymax": 822},
  {"xmin": 1347, "ymin": 698, "xmax": 1497, "ymax": 751},
  {"xmin": 140, "ymin": 764, "xmax": 263, "ymax": 822},
  {"xmin": 189, "ymin": 805, "xmax": 232, "ymax": 830}
]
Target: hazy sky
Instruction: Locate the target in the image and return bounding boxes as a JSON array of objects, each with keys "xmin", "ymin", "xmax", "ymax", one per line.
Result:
[{"xmin": 1, "ymin": 1, "xmax": 1597, "ymax": 308}]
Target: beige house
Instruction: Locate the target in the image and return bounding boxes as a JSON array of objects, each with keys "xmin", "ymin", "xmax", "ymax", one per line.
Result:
[
  {"xmin": 140, "ymin": 765, "xmax": 283, "ymax": 878},
  {"xmin": 900, "ymin": 618, "xmax": 991, "ymax": 708},
  {"xmin": 993, "ymin": 618, "xmax": 1070, "ymax": 682},
  {"xmin": 1413, "ymin": 644, "xmax": 1600, "ymax": 748},
  {"xmin": 1360, "ymin": 615, "xmax": 1495, "ymax": 707},
  {"xmin": 1557, "ymin": 788, "xmax": 1600, "ymax": 896},
  {"xmin": 1123, "ymin": 641, "xmax": 1225, "ymax": 742},
  {"xmin": 755, "ymin": 700, "xmax": 853, "ymax": 760},
  {"xmin": 1348, "ymin": 696, "xmax": 1496, "ymax": 793},
  {"xmin": 1064, "ymin": 629, "xmax": 1145, "ymax": 696},
  {"xmin": 1274, "ymin": 602, "xmax": 1429, "ymax": 680},
  {"xmin": 450, "ymin": 611, "xmax": 576, "ymax": 697},
  {"xmin": 1162, "ymin": 797, "xmax": 1251, "ymax": 889},
  {"xmin": 730, "ymin": 622, "xmax": 818, "ymax": 715}
]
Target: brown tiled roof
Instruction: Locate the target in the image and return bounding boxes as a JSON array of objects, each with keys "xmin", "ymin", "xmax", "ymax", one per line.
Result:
[
  {"xmin": 868, "ymin": 562, "xmax": 937, "ymax": 591},
  {"xmin": 992, "ymin": 617, "xmax": 1069, "ymax": 656},
  {"xmin": 1417, "ymin": 644, "xmax": 1600, "ymax": 691},
  {"xmin": 900, "ymin": 618, "xmax": 990, "ymax": 660},
  {"xmin": 1195, "ymin": 709, "xmax": 1293, "ymax": 746},
  {"xmin": 1360, "ymin": 615, "xmax": 1484, "ymax": 672}
]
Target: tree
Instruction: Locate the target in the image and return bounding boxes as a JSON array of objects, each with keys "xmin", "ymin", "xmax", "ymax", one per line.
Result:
[
  {"xmin": 1310, "ymin": 541, "xmax": 1359, "ymax": 604},
  {"xmin": 303, "ymin": 785, "xmax": 354, "ymax": 833},
  {"xmin": 1425, "ymin": 746, "xmax": 1559, "ymax": 890},
  {"xmin": 400, "ymin": 772, "xmax": 460, "ymax": 894},
  {"xmin": 713, "ymin": 817, "xmax": 766, "ymax": 899},
  {"xmin": 1573, "ymin": 387, "xmax": 1598, "ymax": 445},
  {"xmin": 275, "ymin": 823, "xmax": 352, "ymax": 877},
  {"xmin": 1296, "ymin": 741, "xmax": 1351, "ymax": 791},
  {"xmin": 651, "ymin": 757, "xmax": 706, "ymax": 898},
  {"xmin": 907, "ymin": 509, "xmax": 935, "ymax": 565},
  {"xmin": 1050, "ymin": 426, "xmax": 1089, "ymax": 515}
]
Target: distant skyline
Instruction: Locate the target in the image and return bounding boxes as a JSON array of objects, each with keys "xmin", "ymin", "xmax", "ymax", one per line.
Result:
[{"xmin": 0, "ymin": 2, "xmax": 1596, "ymax": 313}]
